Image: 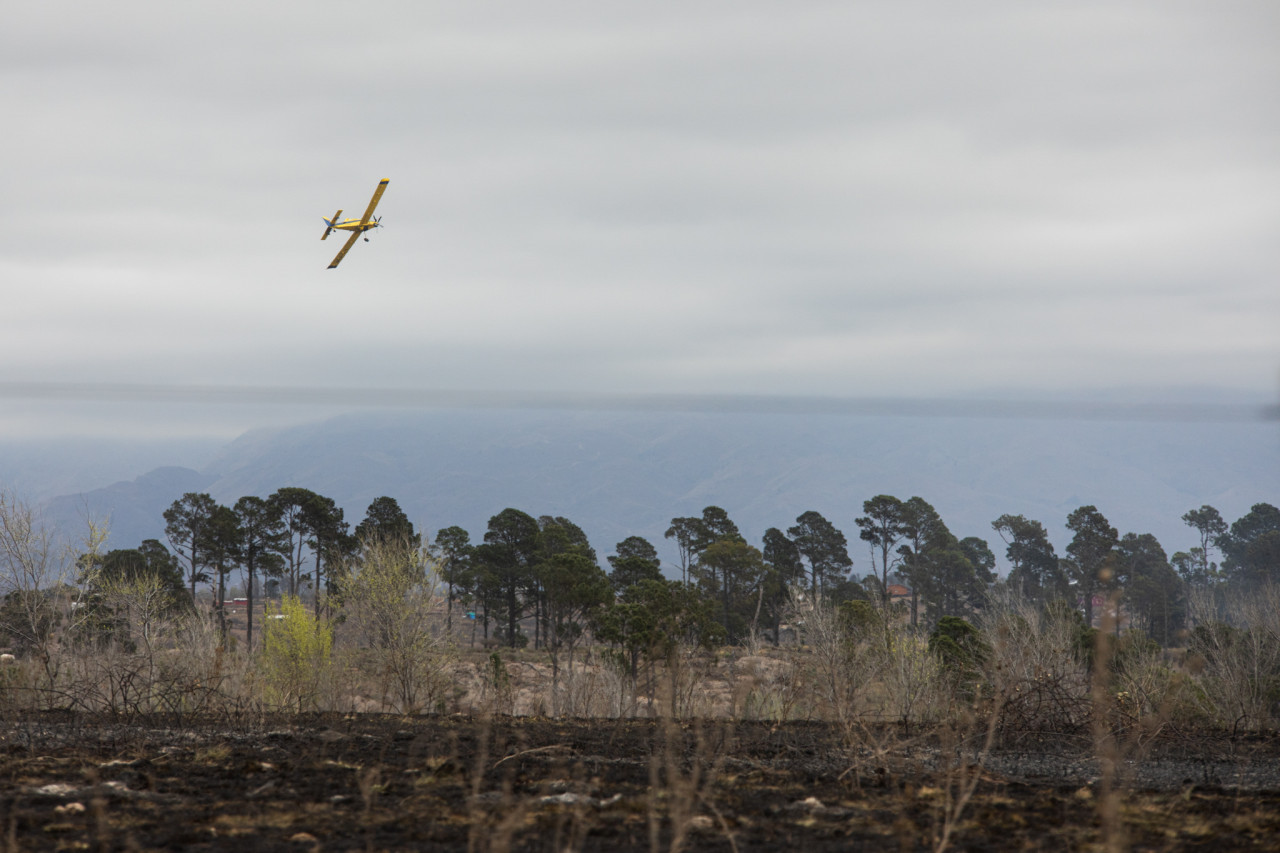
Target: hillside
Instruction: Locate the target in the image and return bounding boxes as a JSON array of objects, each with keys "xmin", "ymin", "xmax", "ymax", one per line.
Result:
[{"xmin": 35, "ymin": 407, "xmax": 1278, "ymax": 571}]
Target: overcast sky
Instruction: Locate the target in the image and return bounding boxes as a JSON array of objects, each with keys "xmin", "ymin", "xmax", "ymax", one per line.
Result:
[{"xmin": 3, "ymin": 1, "xmax": 1278, "ymax": 438}]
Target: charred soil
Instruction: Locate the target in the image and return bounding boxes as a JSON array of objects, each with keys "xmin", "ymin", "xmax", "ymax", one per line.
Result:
[{"xmin": 4, "ymin": 713, "xmax": 1280, "ymax": 851}]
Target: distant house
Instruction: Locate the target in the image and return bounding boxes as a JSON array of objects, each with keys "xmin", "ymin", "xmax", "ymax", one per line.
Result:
[{"xmin": 886, "ymin": 584, "xmax": 919, "ymax": 622}]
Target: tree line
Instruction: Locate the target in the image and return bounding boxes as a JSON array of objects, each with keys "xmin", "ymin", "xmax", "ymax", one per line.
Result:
[{"xmin": 52, "ymin": 487, "xmax": 1280, "ymax": 657}]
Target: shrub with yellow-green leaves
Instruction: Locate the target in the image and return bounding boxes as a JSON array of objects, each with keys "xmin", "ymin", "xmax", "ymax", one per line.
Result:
[{"xmin": 258, "ymin": 595, "xmax": 332, "ymax": 712}]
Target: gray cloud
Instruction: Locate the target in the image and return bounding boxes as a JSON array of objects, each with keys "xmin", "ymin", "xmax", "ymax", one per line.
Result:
[{"xmin": 2, "ymin": 1, "xmax": 1277, "ymax": 436}]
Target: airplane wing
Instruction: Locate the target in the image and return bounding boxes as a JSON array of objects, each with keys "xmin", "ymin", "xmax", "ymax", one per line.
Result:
[
  {"xmin": 327, "ymin": 230, "xmax": 361, "ymax": 269},
  {"xmin": 358, "ymin": 179, "xmax": 390, "ymax": 225}
]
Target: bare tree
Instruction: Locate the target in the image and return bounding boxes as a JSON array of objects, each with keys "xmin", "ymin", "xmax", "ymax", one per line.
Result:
[
  {"xmin": 790, "ymin": 589, "xmax": 881, "ymax": 731},
  {"xmin": 337, "ymin": 533, "xmax": 452, "ymax": 713},
  {"xmin": 0, "ymin": 489, "xmax": 106, "ymax": 700},
  {"xmin": 1189, "ymin": 583, "xmax": 1280, "ymax": 732},
  {"xmin": 977, "ymin": 587, "xmax": 1092, "ymax": 736}
]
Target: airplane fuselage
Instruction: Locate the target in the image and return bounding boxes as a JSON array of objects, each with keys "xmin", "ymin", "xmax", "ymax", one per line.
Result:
[{"xmin": 327, "ymin": 218, "xmax": 379, "ymax": 233}]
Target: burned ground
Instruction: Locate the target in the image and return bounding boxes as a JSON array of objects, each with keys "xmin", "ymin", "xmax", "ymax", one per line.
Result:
[{"xmin": 4, "ymin": 713, "xmax": 1280, "ymax": 851}]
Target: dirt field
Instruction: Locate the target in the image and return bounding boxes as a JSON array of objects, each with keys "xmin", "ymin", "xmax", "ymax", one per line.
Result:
[{"xmin": 4, "ymin": 713, "xmax": 1280, "ymax": 851}]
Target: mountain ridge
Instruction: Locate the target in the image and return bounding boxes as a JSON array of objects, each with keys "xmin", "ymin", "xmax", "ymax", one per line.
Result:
[{"xmin": 34, "ymin": 408, "xmax": 1279, "ymax": 572}]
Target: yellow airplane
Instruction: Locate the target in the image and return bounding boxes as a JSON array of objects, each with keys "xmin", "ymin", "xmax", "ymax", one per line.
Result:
[{"xmin": 321, "ymin": 179, "xmax": 389, "ymax": 269}]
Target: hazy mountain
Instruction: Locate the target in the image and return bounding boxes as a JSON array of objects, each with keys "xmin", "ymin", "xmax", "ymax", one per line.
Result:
[
  {"xmin": 44, "ymin": 466, "xmax": 217, "ymax": 547},
  {"xmin": 0, "ymin": 436, "xmax": 221, "ymax": 502},
  {"xmin": 33, "ymin": 406, "xmax": 1278, "ymax": 573}
]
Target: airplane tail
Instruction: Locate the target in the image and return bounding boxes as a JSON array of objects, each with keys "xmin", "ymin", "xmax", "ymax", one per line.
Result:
[{"xmin": 321, "ymin": 209, "xmax": 343, "ymax": 240}]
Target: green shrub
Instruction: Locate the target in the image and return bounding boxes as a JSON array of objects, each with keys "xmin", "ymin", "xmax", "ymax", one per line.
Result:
[{"xmin": 258, "ymin": 595, "xmax": 332, "ymax": 712}]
